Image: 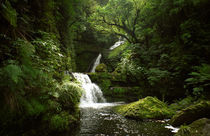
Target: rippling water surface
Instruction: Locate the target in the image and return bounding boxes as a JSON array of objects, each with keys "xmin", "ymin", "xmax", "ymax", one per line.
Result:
[{"xmin": 74, "ymin": 103, "xmax": 174, "ymax": 136}]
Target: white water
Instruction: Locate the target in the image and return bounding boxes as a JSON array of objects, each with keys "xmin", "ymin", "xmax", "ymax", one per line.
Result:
[
  {"xmin": 72, "ymin": 73, "xmax": 106, "ymax": 107},
  {"xmin": 165, "ymin": 125, "xmax": 179, "ymax": 133},
  {"xmin": 109, "ymin": 39, "xmax": 125, "ymax": 50},
  {"xmin": 91, "ymin": 53, "xmax": 102, "ymax": 73},
  {"xmin": 73, "ymin": 73, "xmax": 123, "ymax": 108}
]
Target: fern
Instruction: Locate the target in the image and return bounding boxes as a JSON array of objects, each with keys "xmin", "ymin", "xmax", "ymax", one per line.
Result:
[
  {"xmin": 5, "ymin": 64, "xmax": 22, "ymax": 84},
  {"xmin": 0, "ymin": 0, "xmax": 17, "ymax": 27},
  {"xmin": 13, "ymin": 39, "xmax": 35, "ymax": 65},
  {"xmin": 185, "ymin": 64, "xmax": 210, "ymax": 95},
  {"xmin": 0, "ymin": 64, "xmax": 24, "ymax": 93}
]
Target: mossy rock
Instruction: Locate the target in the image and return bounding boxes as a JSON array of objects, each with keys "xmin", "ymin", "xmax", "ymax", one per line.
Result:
[
  {"xmin": 175, "ymin": 118, "xmax": 210, "ymax": 136},
  {"xmin": 95, "ymin": 63, "xmax": 107, "ymax": 72},
  {"xmin": 170, "ymin": 101, "xmax": 210, "ymax": 127},
  {"xmin": 114, "ymin": 96, "xmax": 173, "ymax": 120}
]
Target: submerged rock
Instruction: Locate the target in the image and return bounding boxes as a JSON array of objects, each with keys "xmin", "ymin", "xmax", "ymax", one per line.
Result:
[
  {"xmin": 175, "ymin": 118, "xmax": 210, "ymax": 136},
  {"xmin": 170, "ymin": 101, "xmax": 210, "ymax": 127},
  {"xmin": 114, "ymin": 96, "xmax": 173, "ymax": 120}
]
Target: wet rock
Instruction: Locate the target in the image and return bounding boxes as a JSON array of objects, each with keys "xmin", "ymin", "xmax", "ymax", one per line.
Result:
[
  {"xmin": 175, "ymin": 118, "xmax": 210, "ymax": 136},
  {"xmin": 170, "ymin": 101, "xmax": 210, "ymax": 127},
  {"xmin": 114, "ymin": 96, "xmax": 173, "ymax": 120}
]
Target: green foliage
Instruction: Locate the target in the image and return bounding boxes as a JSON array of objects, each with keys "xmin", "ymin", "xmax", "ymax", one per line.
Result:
[
  {"xmin": 49, "ymin": 111, "xmax": 76, "ymax": 131},
  {"xmin": 32, "ymin": 31, "xmax": 64, "ymax": 73},
  {"xmin": 101, "ymin": 0, "xmax": 210, "ymax": 101},
  {"xmin": 112, "ymin": 87, "xmax": 127, "ymax": 94},
  {"xmin": 169, "ymin": 96, "xmax": 195, "ymax": 112},
  {"xmin": 91, "ymin": 0, "xmax": 141, "ymax": 43},
  {"xmin": 19, "ymin": 98, "xmax": 46, "ymax": 117},
  {"xmin": 0, "ymin": 64, "xmax": 23, "ymax": 90},
  {"xmin": 47, "ymin": 100, "xmax": 62, "ymax": 113},
  {"xmin": 0, "ymin": 0, "xmax": 17, "ymax": 27},
  {"xmin": 13, "ymin": 39, "xmax": 35, "ymax": 65},
  {"xmin": 95, "ymin": 63, "xmax": 107, "ymax": 72},
  {"xmin": 146, "ymin": 68, "xmax": 170, "ymax": 86},
  {"xmin": 58, "ymin": 82, "xmax": 83, "ymax": 110},
  {"xmin": 108, "ymin": 42, "xmax": 128, "ymax": 59},
  {"xmin": 0, "ymin": 0, "xmax": 83, "ymax": 135},
  {"xmin": 185, "ymin": 64, "xmax": 210, "ymax": 96}
]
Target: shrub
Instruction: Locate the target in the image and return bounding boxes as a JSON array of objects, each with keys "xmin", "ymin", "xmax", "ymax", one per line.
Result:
[
  {"xmin": 19, "ymin": 97, "xmax": 46, "ymax": 117},
  {"xmin": 47, "ymin": 100, "xmax": 62, "ymax": 113},
  {"xmin": 169, "ymin": 96, "xmax": 195, "ymax": 111},
  {"xmin": 185, "ymin": 64, "xmax": 210, "ymax": 96},
  {"xmin": 49, "ymin": 111, "xmax": 76, "ymax": 131},
  {"xmin": 58, "ymin": 82, "xmax": 83, "ymax": 111}
]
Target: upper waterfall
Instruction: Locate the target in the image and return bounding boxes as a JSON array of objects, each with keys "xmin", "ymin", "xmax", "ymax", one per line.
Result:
[
  {"xmin": 91, "ymin": 53, "xmax": 102, "ymax": 73},
  {"xmin": 109, "ymin": 38, "xmax": 125, "ymax": 50}
]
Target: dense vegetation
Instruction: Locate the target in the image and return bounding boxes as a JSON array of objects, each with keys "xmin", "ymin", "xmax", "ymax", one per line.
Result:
[
  {"xmin": 92, "ymin": 0, "xmax": 210, "ymax": 101},
  {"xmin": 0, "ymin": 0, "xmax": 210, "ymax": 135},
  {"xmin": 0, "ymin": 0, "xmax": 86, "ymax": 135}
]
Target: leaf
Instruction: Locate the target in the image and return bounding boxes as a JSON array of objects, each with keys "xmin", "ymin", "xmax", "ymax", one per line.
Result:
[
  {"xmin": 4, "ymin": 64, "xmax": 22, "ymax": 84},
  {"xmin": 1, "ymin": 0, "xmax": 17, "ymax": 27}
]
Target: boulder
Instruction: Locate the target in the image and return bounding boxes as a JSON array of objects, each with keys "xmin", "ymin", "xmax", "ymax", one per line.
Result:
[
  {"xmin": 170, "ymin": 101, "xmax": 210, "ymax": 127},
  {"xmin": 114, "ymin": 96, "xmax": 173, "ymax": 120},
  {"xmin": 175, "ymin": 118, "xmax": 210, "ymax": 136}
]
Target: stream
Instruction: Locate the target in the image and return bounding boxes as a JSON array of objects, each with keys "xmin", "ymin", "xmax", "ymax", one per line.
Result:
[
  {"xmin": 78, "ymin": 105, "xmax": 173, "ymax": 136},
  {"xmin": 71, "ymin": 73, "xmax": 175, "ymax": 136},
  {"xmin": 71, "ymin": 39, "xmax": 176, "ymax": 136}
]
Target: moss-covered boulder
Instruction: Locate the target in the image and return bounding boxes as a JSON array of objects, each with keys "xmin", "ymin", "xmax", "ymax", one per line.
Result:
[
  {"xmin": 170, "ymin": 101, "xmax": 210, "ymax": 127},
  {"xmin": 114, "ymin": 96, "xmax": 173, "ymax": 120},
  {"xmin": 175, "ymin": 118, "xmax": 210, "ymax": 136},
  {"xmin": 95, "ymin": 63, "xmax": 107, "ymax": 72}
]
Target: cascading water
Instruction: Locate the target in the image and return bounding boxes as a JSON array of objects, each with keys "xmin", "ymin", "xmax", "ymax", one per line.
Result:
[
  {"xmin": 109, "ymin": 38, "xmax": 125, "ymax": 50},
  {"xmin": 72, "ymin": 73, "xmax": 106, "ymax": 108},
  {"xmin": 91, "ymin": 53, "xmax": 102, "ymax": 73}
]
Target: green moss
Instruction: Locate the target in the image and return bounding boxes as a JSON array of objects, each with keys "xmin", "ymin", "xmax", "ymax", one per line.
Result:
[
  {"xmin": 95, "ymin": 63, "xmax": 107, "ymax": 72},
  {"xmin": 175, "ymin": 118, "xmax": 210, "ymax": 136},
  {"xmin": 170, "ymin": 101, "xmax": 210, "ymax": 127},
  {"xmin": 114, "ymin": 96, "xmax": 173, "ymax": 120}
]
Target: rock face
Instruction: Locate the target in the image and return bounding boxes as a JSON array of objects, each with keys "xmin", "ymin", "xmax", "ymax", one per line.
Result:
[
  {"xmin": 170, "ymin": 101, "xmax": 210, "ymax": 127},
  {"xmin": 114, "ymin": 96, "xmax": 173, "ymax": 120},
  {"xmin": 175, "ymin": 118, "xmax": 210, "ymax": 136}
]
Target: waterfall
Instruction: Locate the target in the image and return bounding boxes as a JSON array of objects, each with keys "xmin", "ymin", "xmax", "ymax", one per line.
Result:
[
  {"xmin": 91, "ymin": 53, "xmax": 102, "ymax": 73},
  {"xmin": 72, "ymin": 73, "xmax": 106, "ymax": 107},
  {"xmin": 109, "ymin": 38, "xmax": 125, "ymax": 50}
]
